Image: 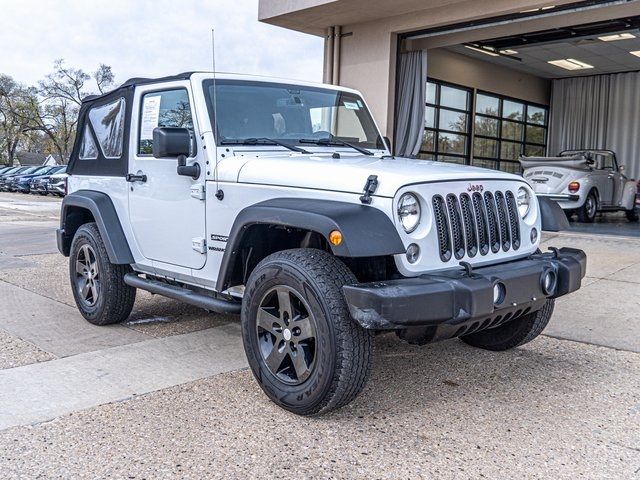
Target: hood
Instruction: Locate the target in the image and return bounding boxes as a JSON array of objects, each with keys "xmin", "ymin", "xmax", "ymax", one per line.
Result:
[{"xmin": 234, "ymin": 153, "xmax": 522, "ymax": 197}]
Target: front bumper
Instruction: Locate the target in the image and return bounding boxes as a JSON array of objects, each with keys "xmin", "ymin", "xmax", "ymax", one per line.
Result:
[
  {"xmin": 49, "ymin": 182, "xmax": 65, "ymax": 195},
  {"xmin": 536, "ymin": 193, "xmax": 580, "ymax": 202},
  {"xmin": 343, "ymin": 247, "xmax": 586, "ymax": 331}
]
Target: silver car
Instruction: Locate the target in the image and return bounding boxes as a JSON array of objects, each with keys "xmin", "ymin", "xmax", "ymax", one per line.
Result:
[{"xmin": 520, "ymin": 149, "xmax": 638, "ymax": 223}]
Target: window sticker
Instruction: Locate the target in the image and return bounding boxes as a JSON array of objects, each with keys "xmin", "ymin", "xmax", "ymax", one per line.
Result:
[
  {"xmin": 343, "ymin": 101, "xmax": 359, "ymax": 110},
  {"xmin": 140, "ymin": 95, "xmax": 162, "ymax": 140}
]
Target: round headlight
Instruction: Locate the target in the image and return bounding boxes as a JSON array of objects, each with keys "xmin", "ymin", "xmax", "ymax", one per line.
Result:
[
  {"xmin": 397, "ymin": 193, "xmax": 421, "ymax": 233},
  {"xmin": 517, "ymin": 186, "xmax": 531, "ymax": 218}
]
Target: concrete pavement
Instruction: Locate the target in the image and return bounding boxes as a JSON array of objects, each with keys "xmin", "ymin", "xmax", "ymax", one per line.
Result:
[{"xmin": 0, "ymin": 192, "xmax": 638, "ymax": 478}]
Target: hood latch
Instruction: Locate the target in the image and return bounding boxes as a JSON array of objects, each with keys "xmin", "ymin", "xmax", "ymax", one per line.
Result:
[{"xmin": 359, "ymin": 175, "xmax": 378, "ymax": 205}]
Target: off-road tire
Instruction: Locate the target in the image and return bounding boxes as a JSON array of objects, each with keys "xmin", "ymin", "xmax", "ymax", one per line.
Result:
[
  {"xmin": 577, "ymin": 191, "xmax": 597, "ymax": 223},
  {"xmin": 69, "ymin": 223, "xmax": 136, "ymax": 325},
  {"xmin": 625, "ymin": 208, "xmax": 639, "ymax": 222},
  {"xmin": 460, "ymin": 299, "xmax": 555, "ymax": 351},
  {"xmin": 241, "ymin": 248, "xmax": 373, "ymax": 416}
]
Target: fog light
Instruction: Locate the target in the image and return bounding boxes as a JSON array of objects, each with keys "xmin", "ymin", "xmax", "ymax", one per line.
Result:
[
  {"xmin": 406, "ymin": 243, "xmax": 420, "ymax": 264},
  {"xmin": 530, "ymin": 227, "xmax": 538, "ymax": 244},
  {"xmin": 541, "ymin": 270, "xmax": 557, "ymax": 295},
  {"xmin": 493, "ymin": 282, "xmax": 506, "ymax": 305}
]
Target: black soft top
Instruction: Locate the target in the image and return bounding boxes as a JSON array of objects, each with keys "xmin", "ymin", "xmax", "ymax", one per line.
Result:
[{"xmin": 68, "ymin": 72, "xmax": 195, "ymax": 177}]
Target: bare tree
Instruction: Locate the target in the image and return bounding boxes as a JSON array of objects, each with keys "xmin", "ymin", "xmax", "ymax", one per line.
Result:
[{"xmin": 0, "ymin": 75, "xmax": 33, "ymax": 166}]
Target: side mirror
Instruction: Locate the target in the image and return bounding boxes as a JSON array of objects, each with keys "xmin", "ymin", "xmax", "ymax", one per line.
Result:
[
  {"xmin": 152, "ymin": 127, "xmax": 191, "ymax": 158},
  {"xmin": 619, "ymin": 164, "xmax": 626, "ymax": 172},
  {"xmin": 152, "ymin": 127, "xmax": 200, "ymax": 180}
]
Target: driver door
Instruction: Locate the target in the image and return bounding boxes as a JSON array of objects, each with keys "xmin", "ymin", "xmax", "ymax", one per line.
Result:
[{"xmin": 128, "ymin": 83, "xmax": 206, "ymax": 270}]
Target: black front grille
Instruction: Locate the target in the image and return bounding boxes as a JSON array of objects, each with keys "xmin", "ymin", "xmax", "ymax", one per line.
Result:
[{"xmin": 434, "ymin": 189, "xmax": 522, "ymax": 263}]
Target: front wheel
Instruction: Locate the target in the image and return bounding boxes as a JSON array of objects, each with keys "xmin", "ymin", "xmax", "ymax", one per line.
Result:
[
  {"xmin": 69, "ymin": 223, "xmax": 136, "ymax": 325},
  {"xmin": 460, "ymin": 299, "xmax": 554, "ymax": 351},
  {"xmin": 241, "ymin": 248, "xmax": 373, "ymax": 416}
]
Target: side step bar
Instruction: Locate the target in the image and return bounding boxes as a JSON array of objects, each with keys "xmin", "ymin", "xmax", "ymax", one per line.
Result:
[{"xmin": 124, "ymin": 273, "xmax": 241, "ymax": 315}]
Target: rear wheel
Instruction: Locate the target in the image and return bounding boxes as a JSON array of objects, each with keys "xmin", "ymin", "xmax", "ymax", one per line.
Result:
[
  {"xmin": 625, "ymin": 208, "xmax": 639, "ymax": 222},
  {"xmin": 242, "ymin": 248, "xmax": 373, "ymax": 416},
  {"xmin": 69, "ymin": 223, "xmax": 136, "ymax": 325},
  {"xmin": 577, "ymin": 191, "xmax": 597, "ymax": 223},
  {"xmin": 460, "ymin": 299, "xmax": 554, "ymax": 351}
]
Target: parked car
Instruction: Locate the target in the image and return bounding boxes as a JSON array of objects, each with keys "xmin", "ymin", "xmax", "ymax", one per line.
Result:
[
  {"xmin": 29, "ymin": 166, "xmax": 66, "ymax": 195},
  {"xmin": 57, "ymin": 72, "xmax": 586, "ymax": 416},
  {"xmin": 0, "ymin": 166, "xmax": 34, "ymax": 191},
  {"xmin": 15, "ymin": 166, "xmax": 61, "ymax": 193},
  {"xmin": 0, "ymin": 166, "xmax": 15, "ymax": 175},
  {"xmin": 47, "ymin": 170, "xmax": 68, "ymax": 196},
  {"xmin": 520, "ymin": 149, "xmax": 638, "ymax": 222}
]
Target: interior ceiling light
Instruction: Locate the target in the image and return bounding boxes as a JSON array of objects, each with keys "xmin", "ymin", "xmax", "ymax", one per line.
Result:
[
  {"xmin": 630, "ymin": 50, "xmax": 640, "ymax": 57},
  {"xmin": 464, "ymin": 45, "xmax": 499, "ymax": 57},
  {"xmin": 548, "ymin": 58, "xmax": 594, "ymax": 70},
  {"xmin": 500, "ymin": 49, "xmax": 519, "ymax": 55},
  {"xmin": 598, "ymin": 33, "xmax": 636, "ymax": 42},
  {"xmin": 521, "ymin": 5, "xmax": 555, "ymax": 13}
]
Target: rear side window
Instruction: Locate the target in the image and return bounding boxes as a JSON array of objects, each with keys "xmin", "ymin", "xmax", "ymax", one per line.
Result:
[
  {"xmin": 139, "ymin": 89, "xmax": 193, "ymax": 155},
  {"xmin": 79, "ymin": 125, "xmax": 98, "ymax": 160},
  {"xmin": 88, "ymin": 97, "xmax": 126, "ymax": 159}
]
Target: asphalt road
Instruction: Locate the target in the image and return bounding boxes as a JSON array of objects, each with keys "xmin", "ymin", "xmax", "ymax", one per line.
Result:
[{"xmin": 0, "ymin": 192, "xmax": 638, "ymax": 479}]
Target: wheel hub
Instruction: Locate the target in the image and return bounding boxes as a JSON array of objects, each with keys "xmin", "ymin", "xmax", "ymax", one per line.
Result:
[
  {"xmin": 256, "ymin": 286, "xmax": 317, "ymax": 385},
  {"xmin": 75, "ymin": 244, "xmax": 100, "ymax": 307}
]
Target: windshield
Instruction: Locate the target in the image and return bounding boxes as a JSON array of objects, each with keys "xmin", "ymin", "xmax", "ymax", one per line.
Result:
[{"xmin": 203, "ymin": 80, "xmax": 384, "ymax": 150}]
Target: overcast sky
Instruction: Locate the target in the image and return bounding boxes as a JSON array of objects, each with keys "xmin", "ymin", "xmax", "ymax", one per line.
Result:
[{"xmin": 0, "ymin": 0, "xmax": 324, "ymax": 89}]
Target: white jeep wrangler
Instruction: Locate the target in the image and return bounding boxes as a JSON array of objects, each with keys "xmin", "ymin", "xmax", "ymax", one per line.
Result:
[{"xmin": 57, "ymin": 72, "xmax": 586, "ymax": 415}]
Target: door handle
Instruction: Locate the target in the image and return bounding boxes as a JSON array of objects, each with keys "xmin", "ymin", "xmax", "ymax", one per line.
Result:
[{"xmin": 126, "ymin": 173, "xmax": 147, "ymax": 183}]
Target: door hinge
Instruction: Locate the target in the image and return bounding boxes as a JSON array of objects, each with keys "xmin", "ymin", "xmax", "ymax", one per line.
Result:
[
  {"xmin": 192, "ymin": 237, "xmax": 207, "ymax": 254},
  {"xmin": 190, "ymin": 183, "xmax": 206, "ymax": 200}
]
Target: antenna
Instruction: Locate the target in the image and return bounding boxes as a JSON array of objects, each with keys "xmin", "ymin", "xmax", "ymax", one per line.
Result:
[{"xmin": 212, "ymin": 28, "xmax": 224, "ymax": 200}]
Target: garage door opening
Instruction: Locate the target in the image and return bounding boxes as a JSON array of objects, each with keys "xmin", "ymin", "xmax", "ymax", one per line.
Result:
[{"xmin": 397, "ymin": 12, "xmax": 640, "ymax": 236}]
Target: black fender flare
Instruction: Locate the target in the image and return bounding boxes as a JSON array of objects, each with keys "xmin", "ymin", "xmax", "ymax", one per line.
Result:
[
  {"xmin": 538, "ymin": 196, "xmax": 570, "ymax": 232},
  {"xmin": 57, "ymin": 190, "xmax": 134, "ymax": 264},
  {"xmin": 216, "ymin": 198, "xmax": 406, "ymax": 290}
]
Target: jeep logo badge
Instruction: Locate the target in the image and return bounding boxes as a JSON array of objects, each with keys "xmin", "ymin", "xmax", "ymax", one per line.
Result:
[{"xmin": 467, "ymin": 183, "xmax": 484, "ymax": 193}]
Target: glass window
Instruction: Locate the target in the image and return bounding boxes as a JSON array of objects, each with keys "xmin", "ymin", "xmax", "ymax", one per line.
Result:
[
  {"xmin": 420, "ymin": 79, "xmax": 471, "ymax": 164},
  {"xmin": 440, "ymin": 85, "xmax": 468, "ymax": 110},
  {"xmin": 527, "ymin": 105, "xmax": 546, "ymax": 125},
  {"xmin": 471, "ymin": 91, "xmax": 548, "ymax": 173},
  {"xmin": 425, "ymin": 106, "xmax": 435, "ymax": 128},
  {"xmin": 476, "ymin": 94, "xmax": 500, "ymax": 116},
  {"xmin": 502, "ymin": 121, "xmax": 523, "ymax": 142},
  {"xmin": 503, "ymin": 100, "xmax": 524, "ymax": 121},
  {"xmin": 89, "ymin": 97, "xmax": 126, "ymax": 159},
  {"xmin": 139, "ymin": 89, "xmax": 193, "ymax": 155},
  {"xmin": 473, "ymin": 137, "xmax": 498, "ymax": 158},
  {"xmin": 79, "ymin": 125, "xmax": 98, "ymax": 160},
  {"xmin": 438, "ymin": 109, "xmax": 467, "ymax": 132},
  {"xmin": 426, "ymin": 82, "xmax": 437, "ymax": 105},
  {"xmin": 475, "ymin": 116, "xmax": 499, "ymax": 137},
  {"xmin": 526, "ymin": 125, "xmax": 546, "ymax": 145}
]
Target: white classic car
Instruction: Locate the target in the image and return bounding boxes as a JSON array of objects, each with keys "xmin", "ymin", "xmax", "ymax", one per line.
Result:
[{"xmin": 520, "ymin": 149, "xmax": 638, "ymax": 223}]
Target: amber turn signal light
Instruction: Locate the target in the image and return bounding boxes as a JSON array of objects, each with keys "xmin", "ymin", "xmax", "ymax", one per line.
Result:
[
  {"xmin": 568, "ymin": 181, "xmax": 580, "ymax": 193},
  {"xmin": 329, "ymin": 230, "xmax": 343, "ymax": 246}
]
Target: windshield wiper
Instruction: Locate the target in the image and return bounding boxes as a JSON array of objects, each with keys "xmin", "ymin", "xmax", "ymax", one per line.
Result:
[
  {"xmin": 299, "ymin": 137, "xmax": 374, "ymax": 156},
  {"xmin": 220, "ymin": 137, "xmax": 311, "ymax": 154}
]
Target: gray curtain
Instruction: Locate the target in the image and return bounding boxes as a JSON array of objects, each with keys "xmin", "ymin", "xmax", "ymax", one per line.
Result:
[
  {"xmin": 394, "ymin": 50, "xmax": 427, "ymax": 157},
  {"xmin": 549, "ymin": 71, "xmax": 640, "ymax": 179}
]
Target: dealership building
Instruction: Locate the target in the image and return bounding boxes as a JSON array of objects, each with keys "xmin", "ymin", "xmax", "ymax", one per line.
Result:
[{"xmin": 259, "ymin": 0, "xmax": 640, "ymax": 178}]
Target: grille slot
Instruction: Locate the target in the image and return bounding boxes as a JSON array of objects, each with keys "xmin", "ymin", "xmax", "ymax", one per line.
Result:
[
  {"xmin": 505, "ymin": 191, "xmax": 521, "ymax": 250},
  {"xmin": 460, "ymin": 194, "xmax": 478, "ymax": 257},
  {"xmin": 433, "ymin": 189, "xmax": 521, "ymax": 263},
  {"xmin": 472, "ymin": 192, "xmax": 490, "ymax": 256},
  {"xmin": 494, "ymin": 191, "xmax": 511, "ymax": 251},
  {"xmin": 483, "ymin": 191, "xmax": 501, "ymax": 253},
  {"xmin": 432, "ymin": 195, "xmax": 452, "ymax": 262},
  {"xmin": 446, "ymin": 194, "xmax": 466, "ymax": 260}
]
